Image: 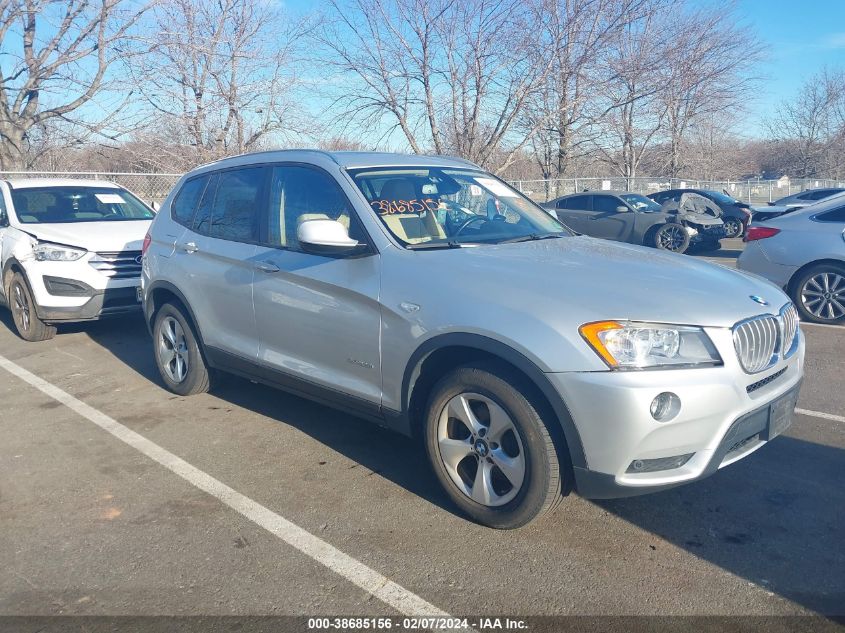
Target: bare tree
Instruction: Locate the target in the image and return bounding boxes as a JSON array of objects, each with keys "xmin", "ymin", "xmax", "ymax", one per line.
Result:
[
  {"xmin": 127, "ymin": 0, "xmax": 307, "ymax": 169},
  {"xmin": 658, "ymin": 3, "xmax": 763, "ymax": 177},
  {"xmin": 765, "ymin": 68, "xmax": 845, "ymax": 178},
  {"xmin": 592, "ymin": 5, "xmax": 676, "ymax": 180},
  {"xmin": 525, "ymin": 0, "xmax": 654, "ymax": 195},
  {"xmin": 315, "ymin": 0, "xmax": 555, "ymax": 174},
  {"xmin": 0, "ymin": 0, "xmax": 148, "ymax": 169}
]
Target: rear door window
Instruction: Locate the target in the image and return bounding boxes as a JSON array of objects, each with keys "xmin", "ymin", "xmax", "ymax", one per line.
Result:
[
  {"xmin": 207, "ymin": 167, "xmax": 265, "ymax": 242},
  {"xmin": 563, "ymin": 195, "xmax": 591, "ymax": 211}
]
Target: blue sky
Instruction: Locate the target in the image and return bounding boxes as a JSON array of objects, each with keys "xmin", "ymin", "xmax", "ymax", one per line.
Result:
[{"xmin": 730, "ymin": 0, "xmax": 845, "ymax": 133}]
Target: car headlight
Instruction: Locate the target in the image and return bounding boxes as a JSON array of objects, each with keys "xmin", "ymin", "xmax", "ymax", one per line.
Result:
[
  {"xmin": 579, "ymin": 321, "xmax": 722, "ymax": 369},
  {"xmin": 33, "ymin": 242, "xmax": 87, "ymax": 262}
]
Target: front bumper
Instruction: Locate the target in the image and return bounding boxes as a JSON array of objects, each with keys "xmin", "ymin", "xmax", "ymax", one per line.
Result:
[
  {"xmin": 36, "ymin": 285, "xmax": 141, "ymax": 322},
  {"xmin": 550, "ymin": 326, "xmax": 805, "ymax": 498}
]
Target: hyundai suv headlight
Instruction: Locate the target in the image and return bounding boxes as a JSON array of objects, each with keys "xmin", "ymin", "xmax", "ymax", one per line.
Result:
[
  {"xmin": 33, "ymin": 242, "xmax": 87, "ymax": 262},
  {"xmin": 580, "ymin": 321, "xmax": 722, "ymax": 369}
]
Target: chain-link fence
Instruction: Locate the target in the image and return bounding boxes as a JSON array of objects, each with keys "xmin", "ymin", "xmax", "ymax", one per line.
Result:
[
  {"xmin": 4, "ymin": 171, "xmax": 845, "ymax": 207},
  {"xmin": 0, "ymin": 171, "xmax": 182, "ymax": 204},
  {"xmin": 510, "ymin": 177, "xmax": 845, "ymax": 205}
]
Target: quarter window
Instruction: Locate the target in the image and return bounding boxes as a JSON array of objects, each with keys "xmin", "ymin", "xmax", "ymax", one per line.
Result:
[
  {"xmin": 171, "ymin": 176, "xmax": 208, "ymax": 227},
  {"xmin": 816, "ymin": 206, "xmax": 845, "ymax": 222},
  {"xmin": 267, "ymin": 165, "xmax": 359, "ymax": 251}
]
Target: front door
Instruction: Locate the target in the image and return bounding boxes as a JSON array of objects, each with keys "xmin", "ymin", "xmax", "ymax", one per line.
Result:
[{"xmin": 252, "ymin": 164, "xmax": 382, "ymax": 408}]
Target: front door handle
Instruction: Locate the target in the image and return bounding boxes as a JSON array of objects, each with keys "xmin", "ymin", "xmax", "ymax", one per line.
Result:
[
  {"xmin": 255, "ymin": 261, "xmax": 280, "ymax": 273},
  {"xmin": 178, "ymin": 241, "xmax": 198, "ymax": 254}
]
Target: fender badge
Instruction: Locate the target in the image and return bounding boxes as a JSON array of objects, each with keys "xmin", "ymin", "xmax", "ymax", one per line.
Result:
[{"xmin": 749, "ymin": 295, "xmax": 769, "ymax": 306}]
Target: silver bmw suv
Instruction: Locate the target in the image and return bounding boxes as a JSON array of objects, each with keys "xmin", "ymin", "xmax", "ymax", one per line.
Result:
[{"xmin": 141, "ymin": 151, "xmax": 805, "ymax": 528}]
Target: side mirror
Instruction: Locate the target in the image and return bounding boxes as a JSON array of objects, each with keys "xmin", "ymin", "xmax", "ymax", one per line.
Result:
[
  {"xmin": 616, "ymin": 205, "xmax": 628, "ymax": 213},
  {"xmin": 297, "ymin": 219, "xmax": 367, "ymax": 256}
]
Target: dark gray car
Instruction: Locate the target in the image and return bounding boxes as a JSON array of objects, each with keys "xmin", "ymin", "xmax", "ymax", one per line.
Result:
[{"xmin": 543, "ymin": 191, "xmax": 691, "ymax": 252}]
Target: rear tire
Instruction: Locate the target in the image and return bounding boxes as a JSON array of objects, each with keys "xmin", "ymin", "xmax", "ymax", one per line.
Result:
[
  {"xmin": 423, "ymin": 363, "xmax": 564, "ymax": 529},
  {"xmin": 8, "ymin": 272, "xmax": 56, "ymax": 342},
  {"xmin": 791, "ymin": 263, "xmax": 845, "ymax": 325},
  {"xmin": 651, "ymin": 223, "xmax": 690, "ymax": 254},
  {"xmin": 723, "ymin": 217, "xmax": 743, "ymax": 238},
  {"xmin": 152, "ymin": 302, "xmax": 214, "ymax": 395}
]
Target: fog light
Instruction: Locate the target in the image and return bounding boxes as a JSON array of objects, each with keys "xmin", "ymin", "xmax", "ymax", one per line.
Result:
[
  {"xmin": 626, "ymin": 453, "xmax": 694, "ymax": 473},
  {"xmin": 650, "ymin": 392, "xmax": 680, "ymax": 421}
]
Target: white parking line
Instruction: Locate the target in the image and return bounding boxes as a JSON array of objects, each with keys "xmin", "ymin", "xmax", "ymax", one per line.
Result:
[
  {"xmin": 796, "ymin": 408, "xmax": 845, "ymax": 424},
  {"xmin": 0, "ymin": 353, "xmax": 456, "ymax": 621}
]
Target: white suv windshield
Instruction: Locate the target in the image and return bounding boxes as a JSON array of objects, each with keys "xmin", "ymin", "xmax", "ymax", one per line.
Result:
[
  {"xmin": 348, "ymin": 167, "xmax": 567, "ymax": 248},
  {"xmin": 10, "ymin": 186, "xmax": 155, "ymax": 224}
]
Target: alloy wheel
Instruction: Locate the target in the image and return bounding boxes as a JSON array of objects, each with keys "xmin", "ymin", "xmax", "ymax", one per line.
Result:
[
  {"xmin": 723, "ymin": 218, "xmax": 742, "ymax": 238},
  {"xmin": 158, "ymin": 316, "xmax": 189, "ymax": 383},
  {"xmin": 12, "ymin": 282, "xmax": 30, "ymax": 332},
  {"xmin": 801, "ymin": 272, "xmax": 845, "ymax": 321},
  {"xmin": 657, "ymin": 225, "xmax": 686, "ymax": 251},
  {"xmin": 437, "ymin": 392, "xmax": 526, "ymax": 507}
]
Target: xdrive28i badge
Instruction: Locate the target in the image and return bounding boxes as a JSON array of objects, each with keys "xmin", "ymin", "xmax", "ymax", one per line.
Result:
[{"xmin": 749, "ymin": 295, "xmax": 769, "ymax": 306}]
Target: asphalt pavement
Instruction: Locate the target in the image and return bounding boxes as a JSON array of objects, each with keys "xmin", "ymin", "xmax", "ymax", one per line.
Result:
[{"xmin": 1, "ymin": 243, "xmax": 843, "ymax": 629}]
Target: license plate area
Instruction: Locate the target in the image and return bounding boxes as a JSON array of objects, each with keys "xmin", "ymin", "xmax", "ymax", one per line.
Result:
[{"xmin": 764, "ymin": 387, "xmax": 799, "ymax": 441}]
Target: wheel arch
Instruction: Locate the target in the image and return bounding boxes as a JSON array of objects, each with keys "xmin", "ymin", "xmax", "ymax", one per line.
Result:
[
  {"xmin": 145, "ymin": 280, "xmax": 206, "ymax": 347},
  {"xmin": 401, "ymin": 332, "xmax": 587, "ymax": 473},
  {"xmin": 786, "ymin": 258, "xmax": 845, "ymax": 296}
]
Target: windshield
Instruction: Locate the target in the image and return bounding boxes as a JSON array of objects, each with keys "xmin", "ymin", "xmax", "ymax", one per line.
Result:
[
  {"xmin": 619, "ymin": 193, "xmax": 662, "ymax": 213},
  {"xmin": 10, "ymin": 186, "xmax": 155, "ymax": 224},
  {"xmin": 348, "ymin": 167, "xmax": 568, "ymax": 248},
  {"xmin": 703, "ymin": 190, "xmax": 739, "ymax": 205}
]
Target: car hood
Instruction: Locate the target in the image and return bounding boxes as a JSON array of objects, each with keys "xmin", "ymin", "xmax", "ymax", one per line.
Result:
[
  {"xmin": 18, "ymin": 221, "xmax": 151, "ymax": 252},
  {"xmin": 440, "ymin": 236, "xmax": 788, "ymax": 328}
]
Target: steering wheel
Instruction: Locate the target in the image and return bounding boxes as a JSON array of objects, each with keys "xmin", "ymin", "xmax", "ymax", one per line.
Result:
[{"xmin": 451, "ymin": 214, "xmax": 487, "ymax": 238}]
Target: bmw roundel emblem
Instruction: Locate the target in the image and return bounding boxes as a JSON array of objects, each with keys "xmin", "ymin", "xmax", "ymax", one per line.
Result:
[{"xmin": 749, "ymin": 295, "xmax": 769, "ymax": 306}]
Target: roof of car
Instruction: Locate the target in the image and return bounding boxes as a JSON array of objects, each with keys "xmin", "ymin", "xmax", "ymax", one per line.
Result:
[
  {"xmin": 555, "ymin": 190, "xmax": 637, "ymax": 198},
  {"xmin": 5, "ymin": 178, "xmax": 120, "ymax": 189},
  {"xmin": 191, "ymin": 149, "xmax": 480, "ymax": 174}
]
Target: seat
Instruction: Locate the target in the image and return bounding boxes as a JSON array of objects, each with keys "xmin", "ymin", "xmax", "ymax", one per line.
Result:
[{"xmin": 377, "ymin": 179, "xmax": 446, "ymax": 244}]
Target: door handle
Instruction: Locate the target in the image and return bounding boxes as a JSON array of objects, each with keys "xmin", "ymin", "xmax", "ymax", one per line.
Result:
[
  {"xmin": 255, "ymin": 261, "xmax": 280, "ymax": 273},
  {"xmin": 178, "ymin": 241, "xmax": 198, "ymax": 254}
]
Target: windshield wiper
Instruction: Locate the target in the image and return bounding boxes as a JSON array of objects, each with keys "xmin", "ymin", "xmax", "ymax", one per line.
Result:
[
  {"xmin": 405, "ymin": 240, "xmax": 465, "ymax": 250},
  {"xmin": 495, "ymin": 233, "xmax": 566, "ymax": 244}
]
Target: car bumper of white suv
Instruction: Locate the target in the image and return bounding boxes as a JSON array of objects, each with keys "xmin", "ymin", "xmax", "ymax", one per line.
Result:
[
  {"xmin": 20, "ymin": 256, "xmax": 142, "ymax": 323},
  {"xmin": 549, "ymin": 327, "xmax": 805, "ymax": 498}
]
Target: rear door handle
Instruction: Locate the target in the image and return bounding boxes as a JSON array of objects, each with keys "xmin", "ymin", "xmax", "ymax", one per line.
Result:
[
  {"xmin": 178, "ymin": 241, "xmax": 198, "ymax": 254},
  {"xmin": 255, "ymin": 261, "xmax": 280, "ymax": 273}
]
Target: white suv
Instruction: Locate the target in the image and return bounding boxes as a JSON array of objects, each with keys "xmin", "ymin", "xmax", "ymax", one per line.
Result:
[{"xmin": 0, "ymin": 179, "xmax": 155, "ymax": 341}]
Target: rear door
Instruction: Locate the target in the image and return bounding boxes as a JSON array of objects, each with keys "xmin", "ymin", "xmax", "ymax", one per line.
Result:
[
  {"xmin": 252, "ymin": 164, "xmax": 382, "ymax": 409},
  {"xmin": 173, "ymin": 166, "xmax": 266, "ymax": 360},
  {"xmin": 555, "ymin": 195, "xmax": 593, "ymax": 234}
]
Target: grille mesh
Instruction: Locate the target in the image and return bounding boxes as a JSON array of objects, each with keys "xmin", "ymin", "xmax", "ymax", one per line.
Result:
[
  {"xmin": 89, "ymin": 251, "xmax": 142, "ymax": 279},
  {"xmin": 733, "ymin": 315, "xmax": 779, "ymax": 373}
]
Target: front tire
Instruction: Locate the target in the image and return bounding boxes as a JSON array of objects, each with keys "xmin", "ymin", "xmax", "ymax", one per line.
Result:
[
  {"xmin": 153, "ymin": 302, "xmax": 213, "ymax": 395},
  {"xmin": 8, "ymin": 272, "xmax": 56, "ymax": 342},
  {"xmin": 791, "ymin": 264, "xmax": 845, "ymax": 324},
  {"xmin": 651, "ymin": 223, "xmax": 690, "ymax": 253},
  {"xmin": 424, "ymin": 364, "xmax": 564, "ymax": 529}
]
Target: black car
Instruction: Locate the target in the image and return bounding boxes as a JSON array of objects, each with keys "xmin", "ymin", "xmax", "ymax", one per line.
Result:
[
  {"xmin": 542, "ymin": 191, "xmax": 704, "ymax": 253},
  {"xmin": 648, "ymin": 189, "xmax": 751, "ymax": 238}
]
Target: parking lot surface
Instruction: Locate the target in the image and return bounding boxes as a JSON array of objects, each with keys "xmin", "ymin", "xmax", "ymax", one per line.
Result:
[{"xmin": 1, "ymin": 244, "xmax": 844, "ymax": 624}]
